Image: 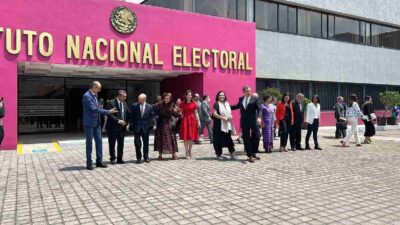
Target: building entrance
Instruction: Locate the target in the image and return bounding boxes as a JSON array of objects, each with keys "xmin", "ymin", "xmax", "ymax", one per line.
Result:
[{"xmin": 16, "ymin": 62, "xmax": 191, "ymax": 134}]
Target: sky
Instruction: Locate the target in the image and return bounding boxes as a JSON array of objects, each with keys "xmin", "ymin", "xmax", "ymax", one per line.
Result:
[{"xmin": 124, "ymin": 0, "xmax": 144, "ymax": 3}]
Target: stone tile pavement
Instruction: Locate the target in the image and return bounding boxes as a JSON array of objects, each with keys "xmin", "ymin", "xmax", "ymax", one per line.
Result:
[{"xmin": 1, "ymin": 129, "xmax": 400, "ymax": 225}]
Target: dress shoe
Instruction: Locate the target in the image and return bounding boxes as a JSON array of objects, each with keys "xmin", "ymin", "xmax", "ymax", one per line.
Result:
[
  {"xmin": 253, "ymin": 156, "xmax": 261, "ymax": 160},
  {"xmin": 248, "ymin": 157, "xmax": 255, "ymax": 163},
  {"xmin": 144, "ymin": 159, "xmax": 151, "ymax": 163},
  {"xmin": 291, "ymin": 148, "xmax": 296, "ymax": 151},
  {"xmin": 296, "ymin": 147, "xmax": 305, "ymax": 150},
  {"xmin": 110, "ymin": 160, "xmax": 116, "ymax": 165},
  {"xmin": 356, "ymin": 144, "xmax": 362, "ymax": 147},
  {"xmin": 136, "ymin": 160, "xmax": 142, "ymax": 164},
  {"xmin": 96, "ymin": 163, "xmax": 108, "ymax": 168},
  {"xmin": 117, "ymin": 160, "xmax": 125, "ymax": 164},
  {"xmin": 315, "ymin": 146, "xmax": 323, "ymax": 150},
  {"xmin": 86, "ymin": 165, "xmax": 94, "ymax": 170},
  {"xmin": 305, "ymin": 145, "xmax": 312, "ymax": 150}
]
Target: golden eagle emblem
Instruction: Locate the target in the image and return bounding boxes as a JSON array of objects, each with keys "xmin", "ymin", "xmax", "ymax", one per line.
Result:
[{"xmin": 110, "ymin": 7, "xmax": 137, "ymax": 35}]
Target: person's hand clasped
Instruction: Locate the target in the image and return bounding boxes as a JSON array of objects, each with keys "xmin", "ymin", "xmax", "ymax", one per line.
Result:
[{"xmin": 109, "ymin": 108, "xmax": 118, "ymax": 114}]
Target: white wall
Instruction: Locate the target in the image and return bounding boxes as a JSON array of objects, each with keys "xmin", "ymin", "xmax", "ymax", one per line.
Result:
[
  {"xmin": 256, "ymin": 30, "xmax": 400, "ymax": 85},
  {"xmin": 279, "ymin": 0, "xmax": 400, "ymax": 26}
]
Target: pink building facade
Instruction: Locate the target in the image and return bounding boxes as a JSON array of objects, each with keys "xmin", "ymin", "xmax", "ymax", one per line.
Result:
[{"xmin": 0, "ymin": 0, "xmax": 255, "ymax": 149}]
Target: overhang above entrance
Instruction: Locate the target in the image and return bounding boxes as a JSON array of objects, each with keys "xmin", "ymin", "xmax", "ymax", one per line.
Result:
[{"xmin": 18, "ymin": 62, "xmax": 192, "ymax": 81}]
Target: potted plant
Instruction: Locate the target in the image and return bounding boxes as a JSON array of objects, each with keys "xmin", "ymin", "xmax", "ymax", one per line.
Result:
[{"xmin": 378, "ymin": 91, "xmax": 400, "ymax": 126}]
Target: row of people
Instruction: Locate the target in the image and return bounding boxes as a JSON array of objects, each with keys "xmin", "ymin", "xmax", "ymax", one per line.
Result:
[
  {"xmin": 83, "ymin": 82, "xmax": 262, "ymax": 170},
  {"xmin": 82, "ymin": 81, "xmax": 377, "ymax": 170}
]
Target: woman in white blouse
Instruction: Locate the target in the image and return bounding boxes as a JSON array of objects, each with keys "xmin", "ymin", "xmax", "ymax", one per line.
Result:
[
  {"xmin": 341, "ymin": 94, "xmax": 366, "ymax": 147},
  {"xmin": 305, "ymin": 95, "xmax": 322, "ymax": 150}
]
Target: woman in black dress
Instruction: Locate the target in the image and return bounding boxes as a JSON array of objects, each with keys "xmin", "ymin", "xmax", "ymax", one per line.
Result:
[
  {"xmin": 212, "ymin": 91, "xmax": 235, "ymax": 160},
  {"xmin": 154, "ymin": 92, "xmax": 181, "ymax": 160},
  {"xmin": 362, "ymin": 96, "xmax": 376, "ymax": 144}
]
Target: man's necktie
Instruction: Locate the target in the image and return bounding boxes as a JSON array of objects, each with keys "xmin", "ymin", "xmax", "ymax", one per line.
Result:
[
  {"xmin": 244, "ymin": 97, "xmax": 249, "ymax": 109},
  {"xmin": 141, "ymin": 104, "xmax": 144, "ymax": 117}
]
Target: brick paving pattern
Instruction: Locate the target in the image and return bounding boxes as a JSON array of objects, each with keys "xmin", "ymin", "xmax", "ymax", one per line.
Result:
[{"xmin": 1, "ymin": 129, "xmax": 400, "ymax": 224}]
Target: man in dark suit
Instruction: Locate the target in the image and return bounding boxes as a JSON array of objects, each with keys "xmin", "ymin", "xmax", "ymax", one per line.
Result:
[
  {"xmin": 231, "ymin": 85, "xmax": 261, "ymax": 163},
  {"xmin": 106, "ymin": 90, "xmax": 130, "ymax": 164},
  {"xmin": 130, "ymin": 93, "xmax": 155, "ymax": 163},
  {"xmin": 290, "ymin": 93, "xmax": 305, "ymax": 150},
  {"xmin": 82, "ymin": 81, "xmax": 118, "ymax": 170},
  {"xmin": 334, "ymin": 96, "xmax": 347, "ymax": 139}
]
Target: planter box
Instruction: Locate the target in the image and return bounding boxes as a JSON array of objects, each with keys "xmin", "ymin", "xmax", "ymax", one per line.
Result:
[{"xmin": 387, "ymin": 117, "xmax": 398, "ymax": 125}]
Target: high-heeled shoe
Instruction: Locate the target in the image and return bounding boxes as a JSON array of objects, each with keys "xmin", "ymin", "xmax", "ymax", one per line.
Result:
[
  {"xmin": 172, "ymin": 155, "xmax": 178, "ymax": 160},
  {"xmin": 158, "ymin": 155, "xmax": 163, "ymax": 160}
]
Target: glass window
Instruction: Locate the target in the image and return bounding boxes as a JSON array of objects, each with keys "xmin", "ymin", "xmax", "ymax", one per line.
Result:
[
  {"xmin": 371, "ymin": 24, "xmax": 400, "ymax": 49},
  {"xmin": 360, "ymin": 21, "xmax": 371, "ymax": 45},
  {"xmin": 278, "ymin": 5, "xmax": 288, "ymax": 32},
  {"xmin": 312, "ymin": 82, "xmax": 338, "ymax": 110},
  {"xmin": 322, "ymin": 14, "xmax": 328, "ymax": 38},
  {"xmin": 328, "ymin": 15, "xmax": 335, "ymax": 39},
  {"xmin": 143, "ymin": 0, "xmax": 185, "ymax": 11},
  {"xmin": 195, "ymin": 0, "xmax": 237, "ymax": 19},
  {"xmin": 334, "ymin": 16, "xmax": 360, "ymax": 43},
  {"xmin": 255, "ymin": 1, "xmax": 278, "ymax": 30},
  {"xmin": 298, "ymin": 9, "xmax": 321, "ymax": 37},
  {"xmin": 288, "ymin": 7, "xmax": 297, "ymax": 34},
  {"xmin": 342, "ymin": 84, "xmax": 364, "ymax": 106},
  {"xmin": 237, "ymin": 0, "xmax": 247, "ymax": 21},
  {"xmin": 18, "ymin": 76, "xmax": 65, "ymax": 133},
  {"xmin": 365, "ymin": 85, "xmax": 386, "ymax": 109},
  {"xmin": 279, "ymin": 80, "xmax": 310, "ymax": 100}
]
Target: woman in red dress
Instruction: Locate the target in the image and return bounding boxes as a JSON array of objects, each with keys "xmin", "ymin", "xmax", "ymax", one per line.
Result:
[{"xmin": 179, "ymin": 90, "xmax": 200, "ymax": 159}]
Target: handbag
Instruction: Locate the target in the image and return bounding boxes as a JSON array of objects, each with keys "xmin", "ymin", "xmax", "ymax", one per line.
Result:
[
  {"xmin": 336, "ymin": 121, "xmax": 347, "ymax": 130},
  {"xmin": 170, "ymin": 116, "xmax": 178, "ymax": 129},
  {"xmin": 369, "ymin": 113, "xmax": 377, "ymax": 121}
]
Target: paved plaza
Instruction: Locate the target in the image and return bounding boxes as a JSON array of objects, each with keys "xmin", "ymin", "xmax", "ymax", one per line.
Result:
[{"xmin": 1, "ymin": 129, "xmax": 400, "ymax": 225}]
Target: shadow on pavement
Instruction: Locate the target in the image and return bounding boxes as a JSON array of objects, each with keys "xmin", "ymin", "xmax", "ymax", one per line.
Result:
[{"xmin": 59, "ymin": 166, "xmax": 87, "ymax": 171}]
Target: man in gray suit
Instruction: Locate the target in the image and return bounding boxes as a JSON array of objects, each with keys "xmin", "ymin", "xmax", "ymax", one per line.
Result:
[
  {"xmin": 334, "ymin": 96, "xmax": 347, "ymax": 139},
  {"xmin": 200, "ymin": 95, "xmax": 213, "ymax": 144}
]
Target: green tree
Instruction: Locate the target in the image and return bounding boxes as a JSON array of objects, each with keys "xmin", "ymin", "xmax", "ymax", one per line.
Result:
[
  {"xmin": 379, "ymin": 91, "xmax": 400, "ymax": 118},
  {"xmin": 260, "ymin": 87, "xmax": 282, "ymax": 102}
]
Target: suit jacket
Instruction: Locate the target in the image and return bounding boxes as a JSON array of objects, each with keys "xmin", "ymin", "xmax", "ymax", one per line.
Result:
[
  {"xmin": 334, "ymin": 102, "xmax": 346, "ymax": 121},
  {"xmin": 106, "ymin": 98, "xmax": 130, "ymax": 134},
  {"xmin": 200, "ymin": 101, "xmax": 211, "ymax": 122},
  {"xmin": 292, "ymin": 100, "xmax": 304, "ymax": 124},
  {"xmin": 276, "ymin": 101, "xmax": 294, "ymax": 125},
  {"xmin": 130, "ymin": 102, "xmax": 155, "ymax": 134},
  {"xmin": 82, "ymin": 90, "xmax": 109, "ymax": 127},
  {"xmin": 231, "ymin": 96, "xmax": 260, "ymax": 128}
]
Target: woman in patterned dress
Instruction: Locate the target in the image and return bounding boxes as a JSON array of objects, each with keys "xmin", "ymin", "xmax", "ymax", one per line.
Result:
[
  {"xmin": 154, "ymin": 93, "xmax": 181, "ymax": 160},
  {"xmin": 261, "ymin": 95, "xmax": 274, "ymax": 153},
  {"xmin": 179, "ymin": 90, "xmax": 200, "ymax": 159}
]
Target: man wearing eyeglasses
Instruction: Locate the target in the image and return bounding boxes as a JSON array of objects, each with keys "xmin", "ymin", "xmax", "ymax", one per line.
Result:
[{"xmin": 82, "ymin": 81, "xmax": 118, "ymax": 170}]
